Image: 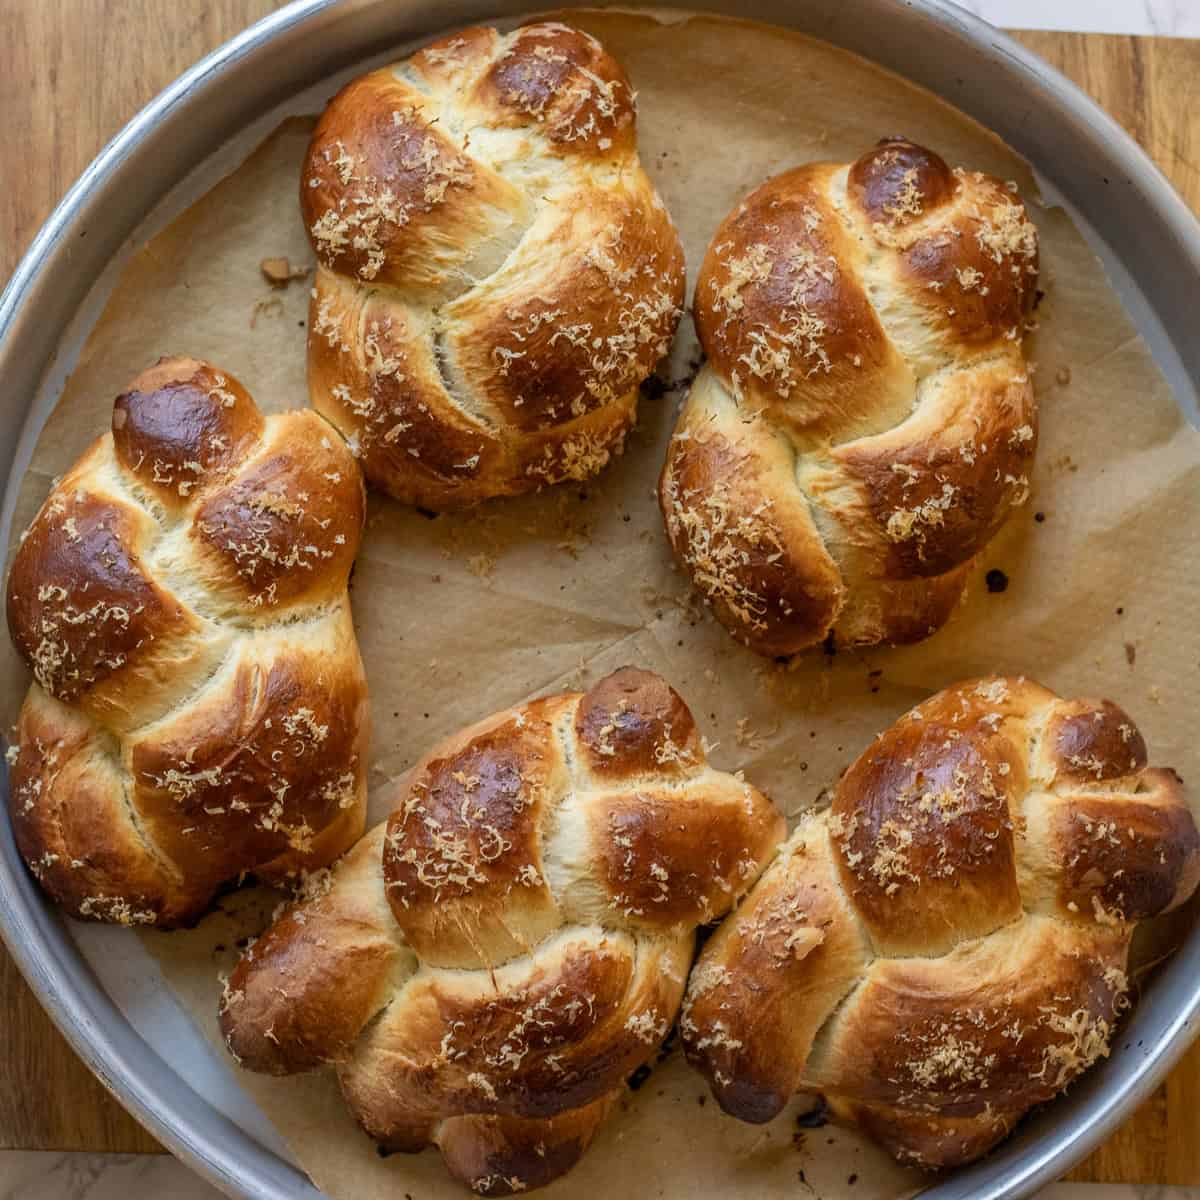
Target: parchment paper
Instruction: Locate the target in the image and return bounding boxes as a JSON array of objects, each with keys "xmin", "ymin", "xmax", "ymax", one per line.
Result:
[{"xmin": 4, "ymin": 11, "xmax": 1199, "ymax": 1199}]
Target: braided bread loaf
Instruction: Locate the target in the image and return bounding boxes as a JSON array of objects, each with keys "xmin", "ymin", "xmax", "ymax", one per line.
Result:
[
  {"xmin": 5, "ymin": 357, "xmax": 368, "ymax": 927},
  {"xmin": 220, "ymin": 668, "xmax": 783, "ymax": 1195},
  {"xmin": 682, "ymin": 677, "xmax": 1200, "ymax": 1169},
  {"xmin": 660, "ymin": 138, "xmax": 1039, "ymax": 656},
  {"xmin": 304, "ymin": 21, "xmax": 685, "ymax": 509}
]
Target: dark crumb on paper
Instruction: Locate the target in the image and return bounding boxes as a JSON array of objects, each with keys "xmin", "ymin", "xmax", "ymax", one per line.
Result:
[
  {"xmin": 1033, "ymin": 288, "xmax": 1046, "ymax": 310},
  {"xmin": 1034, "ymin": 511, "xmax": 1046, "ymax": 523},
  {"xmin": 375, "ymin": 1145, "xmax": 395, "ymax": 1159},
  {"xmin": 697, "ymin": 1094, "xmax": 707, "ymax": 1106},
  {"xmin": 1116, "ymin": 606, "xmax": 1124, "ymax": 615},
  {"xmin": 796, "ymin": 1097, "xmax": 830, "ymax": 1129},
  {"xmin": 848, "ymin": 1174, "xmax": 859, "ymax": 1186},
  {"xmin": 639, "ymin": 370, "xmax": 670, "ymax": 401},
  {"xmin": 416, "ymin": 507, "xmax": 439, "ymax": 520},
  {"xmin": 1125, "ymin": 642, "xmax": 1137, "ymax": 666},
  {"xmin": 1056, "ymin": 365, "xmax": 1072, "ymax": 386},
  {"xmin": 627, "ymin": 1063, "xmax": 653, "ymax": 1092},
  {"xmin": 868, "ymin": 668, "xmax": 882, "ymax": 694},
  {"xmin": 985, "ymin": 568, "xmax": 1009, "ymax": 594}
]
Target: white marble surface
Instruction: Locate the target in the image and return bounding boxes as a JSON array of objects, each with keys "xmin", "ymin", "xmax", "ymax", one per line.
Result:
[
  {"xmin": 963, "ymin": 0, "xmax": 1200, "ymax": 35},
  {"xmin": 1, "ymin": 1152, "xmax": 1199, "ymax": 1198}
]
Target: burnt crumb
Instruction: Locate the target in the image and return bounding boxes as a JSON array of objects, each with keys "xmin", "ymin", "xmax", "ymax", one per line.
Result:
[
  {"xmin": 376, "ymin": 1145, "xmax": 396, "ymax": 1159},
  {"xmin": 1033, "ymin": 288, "xmax": 1046, "ymax": 310},
  {"xmin": 848, "ymin": 1174, "xmax": 858, "ymax": 1186},
  {"xmin": 415, "ymin": 507, "xmax": 439, "ymax": 520},
  {"xmin": 1125, "ymin": 642, "xmax": 1136, "ymax": 666},
  {"xmin": 622, "ymin": 513, "xmax": 632, "ymax": 523},
  {"xmin": 213, "ymin": 942, "xmax": 226, "ymax": 954},
  {"xmin": 697, "ymin": 1094, "xmax": 707, "ymax": 1106},
  {"xmin": 234, "ymin": 935, "xmax": 252, "ymax": 949},
  {"xmin": 639, "ymin": 371, "xmax": 670, "ymax": 402},
  {"xmin": 774, "ymin": 654, "xmax": 793, "ymax": 666},
  {"xmin": 821, "ymin": 632, "xmax": 837, "ymax": 657},
  {"xmin": 868, "ymin": 668, "xmax": 882, "ymax": 694},
  {"xmin": 627, "ymin": 1062, "xmax": 654, "ymax": 1091},
  {"xmin": 985, "ymin": 568, "xmax": 1009, "ymax": 594},
  {"xmin": 1116, "ymin": 606, "xmax": 1124, "ymax": 615},
  {"xmin": 796, "ymin": 1097, "xmax": 830, "ymax": 1129},
  {"xmin": 1034, "ymin": 511, "xmax": 1045, "ymax": 523}
]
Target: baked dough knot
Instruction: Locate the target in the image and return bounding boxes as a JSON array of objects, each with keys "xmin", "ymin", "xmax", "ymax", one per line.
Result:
[
  {"xmin": 304, "ymin": 21, "xmax": 686, "ymax": 509},
  {"xmin": 5, "ymin": 357, "xmax": 369, "ymax": 927},
  {"xmin": 681, "ymin": 676, "xmax": 1200, "ymax": 1169},
  {"xmin": 660, "ymin": 138, "xmax": 1040, "ymax": 656},
  {"xmin": 220, "ymin": 667, "xmax": 783, "ymax": 1195}
]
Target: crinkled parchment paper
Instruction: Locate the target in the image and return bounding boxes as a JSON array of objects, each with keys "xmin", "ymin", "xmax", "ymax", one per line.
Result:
[{"xmin": 3, "ymin": 10, "xmax": 1199, "ymax": 1200}]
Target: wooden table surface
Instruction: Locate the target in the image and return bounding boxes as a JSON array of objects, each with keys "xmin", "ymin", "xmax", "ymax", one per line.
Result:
[{"xmin": 2, "ymin": 1, "xmax": 1199, "ymax": 1187}]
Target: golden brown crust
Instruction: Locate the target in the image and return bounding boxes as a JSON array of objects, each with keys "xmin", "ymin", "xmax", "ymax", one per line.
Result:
[
  {"xmin": 382, "ymin": 698, "xmax": 568, "ymax": 968},
  {"xmin": 660, "ymin": 138, "xmax": 1039, "ymax": 655},
  {"xmin": 680, "ymin": 814, "xmax": 871, "ymax": 1125},
  {"xmin": 683, "ymin": 676, "xmax": 1200, "ymax": 1170},
  {"xmin": 572, "ymin": 665, "xmax": 700, "ymax": 780},
  {"xmin": 304, "ymin": 22, "xmax": 684, "ymax": 508},
  {"xmin": 220, "ymin": 826, "xmax": 412, "ymax": 1074},
  {"xmin": 435, "ymin": 1094, "xmax": 617, "ymax": 1197},
  {"xmin": 659, "ymin": 371, "xmax": 845, "ymax": 659},
  {"xmin": 221, "ymin": 668, "xmax": 784, "ymax": 1194},
  {"xmin": 6, "ymin": 357, "xmax": 369, "ymax": 927}
]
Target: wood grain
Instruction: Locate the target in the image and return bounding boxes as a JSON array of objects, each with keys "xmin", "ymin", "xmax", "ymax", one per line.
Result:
[{"xmin": 1, "ymin": 3, "xmax": 1198, "ymax": 1184}]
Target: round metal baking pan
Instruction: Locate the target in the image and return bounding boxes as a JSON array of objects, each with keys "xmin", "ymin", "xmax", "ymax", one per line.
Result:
[{"xmin": 1, "ymin": 2, "xmax": 1198, "ymax": 1198}]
